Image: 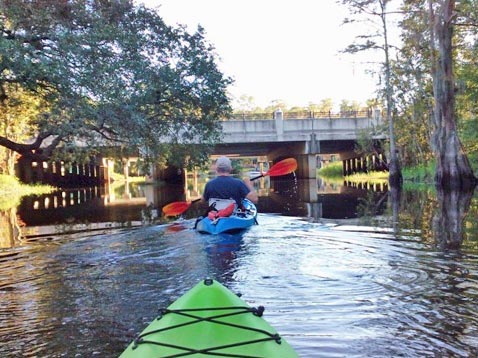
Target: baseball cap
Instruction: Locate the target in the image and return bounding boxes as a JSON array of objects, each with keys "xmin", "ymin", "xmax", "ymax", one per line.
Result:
[{"xmin": 215, "ymin": 156, "xmax": 232, "ymax": 172}]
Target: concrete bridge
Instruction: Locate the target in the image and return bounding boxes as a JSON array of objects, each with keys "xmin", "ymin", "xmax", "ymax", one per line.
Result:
[
  {"xmin": 211, "ymin": 108, "xmax": 387, "ymax": 179},
  {"xmin": 16, "ymin": 109, "xmax": 387, "ymax": 186}
]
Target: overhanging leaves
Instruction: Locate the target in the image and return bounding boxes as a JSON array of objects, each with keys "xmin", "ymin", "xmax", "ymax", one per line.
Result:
[{"xmin": 0, "ymin": 0, "xmax": 232, "ymax": 169}]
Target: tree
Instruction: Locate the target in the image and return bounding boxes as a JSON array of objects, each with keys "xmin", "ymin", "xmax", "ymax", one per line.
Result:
[
  {"xmin": 390, "ymin": 0, "xmax": 435, "ymax": 169},
  {"xmin": 339, "ymin": 99, "xmax": 362, "ymax": 113},
  {"xmin": 320, "ymin": 98, "xmax": 334, "ymax": 112},
  {"xmin": 0, "ymin": 84, "xmax": 49, "ymax": 174},
  {"xmin": 233, "ymin": 94, "xmax": 258, "ymax": 113},
  {"xmin": 390, "ymin": 0, "xmax": 478, "ymax": 184},
  {"xmin": 456, "ymin": 48, "xmax": 478, "ymax": 163},
  {"xmin": 428, "ymin": 0, "xmax": 477, "ymax": 189},
  {"xmin": 339, "ymin": 0, "xmax": 403, "ymax": 187},
  {"xmin": 264, "ymin": 99, "xmax": 288, "ymax": 112},
  {"xmin": 0, "ymin": 0, "xmax": 232, "ymax": 172}
]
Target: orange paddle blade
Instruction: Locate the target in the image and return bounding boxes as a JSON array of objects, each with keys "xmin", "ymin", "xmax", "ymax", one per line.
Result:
[
  {"xmin": 266, "ymin": 158, "xmax": 298, "ymax": 177},
  {"xmin": 162, "ymin": 201, "xmax": 192, "ymax": 217}
]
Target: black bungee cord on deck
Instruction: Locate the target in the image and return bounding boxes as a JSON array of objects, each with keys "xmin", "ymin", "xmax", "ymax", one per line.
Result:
[{"xmin": 131, "ymin": 305, "xmax": 282, "ymax": 358}]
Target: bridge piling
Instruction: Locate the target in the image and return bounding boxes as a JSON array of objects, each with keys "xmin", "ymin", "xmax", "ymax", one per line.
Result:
[{"xmin": 297, "ymin": 154, "xmax": 318, "ymax": 179}]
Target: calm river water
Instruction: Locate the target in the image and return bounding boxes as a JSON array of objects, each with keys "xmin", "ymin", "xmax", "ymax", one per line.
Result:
[{"xmin": 1, "ymin": 176, "xmax": 478, "ymax": 357}]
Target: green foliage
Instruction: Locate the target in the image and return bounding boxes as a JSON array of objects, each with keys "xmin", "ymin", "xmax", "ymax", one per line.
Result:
[
  {"xmin": 263, "ymin": 99, "xmax": 288, "ymax": 113},
  {"xmin": 233, "ymin": 95, "xmax": 261, "ymax": 113},
  {"xmin": 0, "ymin": 174, "xmax": 54, "ymax": 195},
  {"xmin": 356, "ymin": 190, "xmax": 387, "ymax": 226},
  {"xmin": 231, "ymin": 96, "xmax": 382, "ymax": 115},
  {"xmin": 339, "ymin": 99, "xmax": 362, "ymax": 113},
  {"xmin": 0, "ymin": 195, "xmax": 20, "ymax": 211},
  {"xmin": 455, "ymin": 40, "xmax": 478, "ymax": 167},
  {"xmin": 318, "ymin": 161, "xmax": 343, "ymax": 178},
  {"xmin": 0, "ymin": 1, "xmax": 232, "ymax": 169},
  {"xmin": 319, "ymin": 159, "xmax": 436, "ymax": 184},
  {"xmin": 0, "ymin": 85, "xmax": 50, "ymax": 174},
  {"xmin": 390, "ymin": 6, "xmax": 434, "ymax": 168},
  {"xmin": 391, "ymin": 0, "xmax": 478, "ymax": 175},
  {"xmin": 0, "ymin": 174, "xmax": 54, "ymax": 210},
  {"xmin": 0, "ymin": 174, "xmax": 19, "ymax": 192},
  {"xmin": 345, "ymin": 171, "xmax": 388, "ymax": 184},
  {"xmin": 230, "ymin": 159, "xmax": 242, "ymax": 174},
  {"xmin": 319, "ymin": 159, "xmax": 389, "ymax": 186},
  {"xmin": 402, "ymin": 161, "xmax": 436, "ymax": 183},
  {"xmin": 317, "ymin": 98, "xmax": 334, "ymax": 112}
]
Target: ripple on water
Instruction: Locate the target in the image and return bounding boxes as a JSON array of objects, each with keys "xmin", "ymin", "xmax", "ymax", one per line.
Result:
[{"xmin": 0, "ymin": 214, "xmax": 478, "ymax": 357}]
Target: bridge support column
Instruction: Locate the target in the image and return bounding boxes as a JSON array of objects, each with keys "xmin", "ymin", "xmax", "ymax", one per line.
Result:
[
  {"xmin": 297, "ymin": 154, "xmax": 317, "ymax": 179},
  {"xmin": 299, "ymin": 178, "xmax": 318, "ymax": 202},
  {"xmin": 102, "ymin": 158, "xmax": 114, "ymax": 184},
  {"xmin": 307, "ymin": 202, "xmax": 323, "ymax": 222}
]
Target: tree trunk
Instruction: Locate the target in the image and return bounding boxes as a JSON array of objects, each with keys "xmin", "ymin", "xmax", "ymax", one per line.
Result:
[
  {"xmin": 0, "ymin": 208, "xmax": 22, "ymax": 249},
  {"xmin": 429, "ymin": 0, "xmax": 477, "ymax": 190},
  {"xmin": 389, "ymin": 185, "xmax": 401, "ymax": 234},
  {"xmin": 6, "ymin": 149, "xmax": 16, "ymax": 176},
  {"xmin": 381, "ymin": 0, "xmax": 402, "ymax": 188},
  {"xmin": 432, "ymin": 188, "xmax": 474, "ymax": 249}
]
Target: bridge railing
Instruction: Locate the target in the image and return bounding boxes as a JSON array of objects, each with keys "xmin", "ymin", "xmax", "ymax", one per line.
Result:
[
  {"xmin": 225, "ymin": 109, "xmax": 375, "ymax": 121},
  {"xmin": 226, "ymin": 112, "xmax": 274, "ymax": 120}
]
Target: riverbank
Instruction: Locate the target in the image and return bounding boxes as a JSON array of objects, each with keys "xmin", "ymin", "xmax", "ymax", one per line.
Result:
[
  {"xmin": 0, "ymin": 174, "xmax": 55, "ymax": 210},
  {"xmin": 318, "ymin": 161, "xmax": 436, "ymax": 184}
]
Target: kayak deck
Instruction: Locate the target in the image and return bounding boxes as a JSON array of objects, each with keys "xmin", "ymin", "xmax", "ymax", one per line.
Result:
[
  {"xmin": 195, "ymin": 199, "xmax": 258, "ymax": 235},
  {"xmin": 120, "ymin": 279, "xmax": 298, "ymax": 357}
]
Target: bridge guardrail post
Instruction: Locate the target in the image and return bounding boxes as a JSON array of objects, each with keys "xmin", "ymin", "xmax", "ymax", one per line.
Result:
[{"xmin": 274, "ymin": 108, "xmax": 284, "ymax": 140}]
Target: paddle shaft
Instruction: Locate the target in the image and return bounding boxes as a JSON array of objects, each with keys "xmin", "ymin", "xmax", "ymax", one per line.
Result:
[{"xmin": 250, "ymin": 173, "xmax": 265, "ymax": 181}]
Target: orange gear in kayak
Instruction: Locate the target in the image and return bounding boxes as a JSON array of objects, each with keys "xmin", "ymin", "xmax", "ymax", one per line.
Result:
[{"xmin": 207, "ymin": 202, "xmax": 235, "ymax": 220}]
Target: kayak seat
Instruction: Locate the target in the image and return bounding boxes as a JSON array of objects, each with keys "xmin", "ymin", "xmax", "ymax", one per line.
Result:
[
  {"xmin": 207, "ymin": 198, "xmax": 236, "ymax": 222},
  {"xmin": 208, "ymin": 198, "xmax": 237, "ymax": 211},
  {"xmin": 207, "ymin": 202, "xmax": 235, "ymax": 221}
]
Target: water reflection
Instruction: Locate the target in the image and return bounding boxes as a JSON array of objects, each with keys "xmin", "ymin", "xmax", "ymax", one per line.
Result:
[
  {"xmin": 13, "ymin": 177, "xmax": 385, "ymax": 225},
  {"xmin": 1, "ymin": 178, "xmax": 478, "ymax": 356},
  {"xmin": 1, "ymin": 216, "xmax": 477, "ymax": 357},
  {"xmin": 1, "ymin": 173, "xmax": 387, "ymax": 247},
  {"xmin": 0, "ymin": 207, "xmax": 22, "ymax": 248},
  {"xmin": 203, "ymin": 232, "xmax": 247, "ymax": 283},
  {"xmin": 433, "ymin": 188, "xmax": 475, "ymax": 249},
  {"xmin": 1, "ymin": 174, "xmax": 478, "ymax": 252}
]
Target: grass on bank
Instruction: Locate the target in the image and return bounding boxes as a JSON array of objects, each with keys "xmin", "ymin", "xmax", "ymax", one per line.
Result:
[
  {"xmin": 0, "ymin": 172, "xmax": 147, "ymax": 211},
  {"xmin": 402, "ymin": 162, "xmax": 436, "ymax": 183},
  {"xmin": 110, "ymin": 172, "xmax": 146, "ymax": 183},
  {"xmin": 318, "ymin": 160, "xmax": 438, "ymax": 185},
  {"xmin": 317, "ymin": 161, "xmax": 343, "ymax": 179},
  {"xmin": 0, "ymin": 174, "xmax": 55, "ymax": 210},
  {"xmin": 318, "ymin": 161, "xmax": 388, "ymax": 184}
]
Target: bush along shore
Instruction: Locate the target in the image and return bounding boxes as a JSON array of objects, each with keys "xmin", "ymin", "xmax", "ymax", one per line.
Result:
[
  {"xmin": 0, "ymin": 174, "xmax": 54, "ymax": 211},
  {"xmin": 318, "ymin": 161, "xmax": 438, "ymax": 185}
]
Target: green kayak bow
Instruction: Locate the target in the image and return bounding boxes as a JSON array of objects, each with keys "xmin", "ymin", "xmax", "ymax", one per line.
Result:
[{"xmin": 120, "ymin": 278, "xmax": 298, "ymax": 357}]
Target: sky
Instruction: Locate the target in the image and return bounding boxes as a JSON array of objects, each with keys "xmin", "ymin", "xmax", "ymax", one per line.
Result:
[{"xmin": 138, "ymin": 0, "xmax": 381, "ymax": 110}]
